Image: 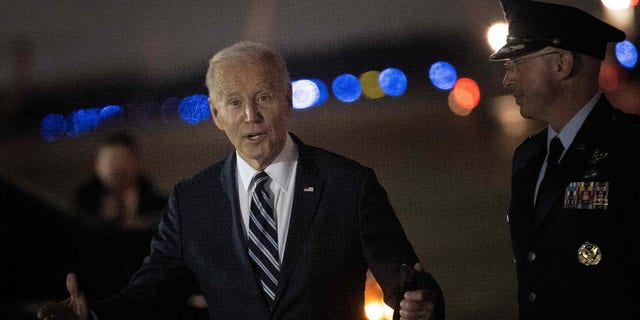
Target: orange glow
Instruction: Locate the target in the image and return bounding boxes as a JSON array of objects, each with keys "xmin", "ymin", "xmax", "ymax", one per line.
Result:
[
  {"xmin": 452, "ymin": 78, "xmax": 480, "ymax": 109},
  {"xmin": 599, "ymin": 62, "xmax": 628, "ymax": 92},
  {"xmin": 632, "ymin": 0, "xmax": 639, "ymax": 6},
  {"xmin": 365, "ymin": 272, "xmax": 394, "ymax": 320},
  {"xmin": 448, "ymin": 90, "xmax": 473, "ymax": 116}
]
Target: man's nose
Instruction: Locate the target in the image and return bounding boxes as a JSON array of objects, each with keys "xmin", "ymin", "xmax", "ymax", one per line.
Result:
[
  {"xmin": 502, "ymin": 72, "xmax": 514, "ymax": 89},
  {"xmin": 244, "ymin": 102, "xmax": 261, "ymax": 122}
]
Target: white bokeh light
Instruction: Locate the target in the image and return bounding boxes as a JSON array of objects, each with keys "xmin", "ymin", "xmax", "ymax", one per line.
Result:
[
  {"xmin": 487, "ymin": 23, "xmax": 509, "ymax": 52},
  {"xmin": 602, "ymin": 0, "xmax": 632, "ymax": 10},
  {"xmin": 291, "ymin": 79, "xmax": 320, "ymax": 110}
]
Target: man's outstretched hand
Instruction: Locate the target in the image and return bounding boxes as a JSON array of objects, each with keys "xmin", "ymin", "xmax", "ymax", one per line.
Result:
[{"xmin": 37, "ymin": 273, "xmax": 89, "ymax": 320}]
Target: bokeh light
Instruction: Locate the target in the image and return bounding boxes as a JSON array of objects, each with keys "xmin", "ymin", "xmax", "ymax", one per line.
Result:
[
  {"xmin": 448, "ymin": 91, "xmax": 473, "ymax": 116},
  {"xmin": 100, "ymin": 105, "xmax": 123, "ymax": 120},
  {"xmin": 332, "ymin": 74, "xmax": 362, "ymax": 103},
  {"xmin": 360, "ymin": 71, "xmax": 385, "ymax": 99},
  {"xmin": 601, "ymin": 0, "xmax": 633, "ymax": 10},
  {"xmin": 292, "ymin": 79, "xmax": 320, "ymax": 109},
  {"xmin": 615, "ymin": 40, "xmax": 638, "ymax": 69},
  {"xmin": 365, "ymin": 302, "xmax": 384, "ymax": 320},
  {"xmin": 379, "ymin": 67, "xmax": 407, "ymax": 96},
  {"xmin": 179, "ymin": 94, "xmax": 211, "ymax": 124},
  {"xmin": 40, "ymin": 113, "xmax": 67, "ymax": 142},
  {"xmin": 599, "ymin": 61, "xmax": 628, "ymax": 91},
  {"xmin": 66, "ymin": 108, "xmax": 101, "ymax": 137},
  {"xmin": 429, "ymin": 61, "xmax": 457, "ymax": 90},
  {"xmin": 160, "ymin": 97, "xmax": 182, "ymax": 122},
  {"xmin": 309, "ymin": 78, "xmax": 329, "ymax": 107},
  {"xmin": 487, "ymin": 23, "xmax": 508, "ymax": 51},
  {"xmin": 451, "ymin": 77, "xmax": 481, "ymax": 110},
  {"xmin": 99, "ymin": 105, "xmax": 124, "ymax": 126}
]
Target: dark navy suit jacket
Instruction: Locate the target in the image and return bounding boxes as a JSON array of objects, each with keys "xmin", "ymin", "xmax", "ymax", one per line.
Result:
[
  {"xmin": 508, "ymin": 98, "xmax": 640, "ymax": 319},
  {"xmin": 92, "ymin": 134, "xmax": 443, "ymax": 319}
]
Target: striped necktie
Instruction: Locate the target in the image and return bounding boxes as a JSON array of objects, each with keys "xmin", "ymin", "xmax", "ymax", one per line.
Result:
[{"xmin": 247, "ymin": 171, "xmax": 279, "ymax": 305}]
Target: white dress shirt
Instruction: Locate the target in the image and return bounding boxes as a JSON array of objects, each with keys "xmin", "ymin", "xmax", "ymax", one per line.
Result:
[{"xmin": 236, "ymin": 135, "xmax": 298, "ymax": 262}]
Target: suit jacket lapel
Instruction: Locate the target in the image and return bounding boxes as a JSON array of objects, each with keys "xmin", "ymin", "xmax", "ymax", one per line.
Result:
[
  {"xmin": 218, "ymin": 153, "xmax": 259, "ymax": 282},
  {"xmin": 511, "ymin": 131, "xmax": 546, "ymax": 241},
  {"xmin": 273, "ymin": 135, "xmax": 324, "ymax": 306},
  {"xmin": 532, "ymin": 98, "xmax": 611, "ymax": 232}
]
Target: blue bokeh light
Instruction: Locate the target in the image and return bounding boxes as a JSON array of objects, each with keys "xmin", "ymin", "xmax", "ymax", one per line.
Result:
[
  {"xmin": 309, "ymin": 79, "xmax": 329, "ymax": 107},
  {"xmin": 99, "ymin": 105, "xmax": 124, "ymax": 124},
  {"xmin": 379, "ymin": 67, "xmax": 407, "ymax": 96},
  {"xmin": 66, "ymin": 108, "xmax": 100, "ymax": 137},
  {"xmin": 179, "ymin": 94, "xmax": 211, "ymax": 124},
  {"xmin": 161, "ymin": 97, "xmax": 182, "ymax": 122},
  {"xmin": 292, "ymin": 79, "xmax": 320, "ymax": 110},
  {"xmin": 40, "ymin": 113, "xmax": 67, "ymax": 142},
  {"xmin": 615, "ymin": 40, "xmax": 638, "ymax": 69},
  {"xmin": 429, "ymin": 61, "xmax": 458, "ymax": 90},
  {"xmin": 332, "ymin": 74, "xmax": 362, "ymax": 103}
]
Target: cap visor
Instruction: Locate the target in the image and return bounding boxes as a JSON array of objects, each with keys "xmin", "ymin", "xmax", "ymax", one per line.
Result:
[{"xmin": 490, "ymin": 43, "xmax": 546, "ymax": 61}]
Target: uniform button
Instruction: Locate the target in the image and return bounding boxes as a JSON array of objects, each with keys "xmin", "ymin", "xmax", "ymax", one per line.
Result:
[
  {"xmin": 526, "ymin": 251, "xmax": 536, "ymax": 262},
  {"xmin": 527, "ymin": 291, "xmax": 536, "ymax": 302}
]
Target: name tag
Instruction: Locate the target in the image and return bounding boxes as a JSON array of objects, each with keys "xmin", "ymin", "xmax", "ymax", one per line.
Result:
[{"xmin": 564, "ymin": 181, "xmax": 609, "ymax": 210}]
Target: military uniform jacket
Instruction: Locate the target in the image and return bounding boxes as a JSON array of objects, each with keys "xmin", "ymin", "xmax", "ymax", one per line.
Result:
[{"xmin": 508, "ymin": 97, "xmax": 640, "ymax": 319}]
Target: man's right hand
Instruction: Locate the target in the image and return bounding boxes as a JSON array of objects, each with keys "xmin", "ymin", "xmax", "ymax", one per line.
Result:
[{"xmin": 37, "ymin": 273, "xmax": 90, "ymax": 320}]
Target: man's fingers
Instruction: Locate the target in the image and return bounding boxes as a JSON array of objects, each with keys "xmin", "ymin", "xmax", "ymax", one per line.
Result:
[
  {"xmin": 404, "ymin": 289, "xmax": 425, "ymax": 301},
  {"xmin": 66, "ymin": 273, "xmax": 80, "ymax": 297},
  {"xmin": 37, "ymin": 298, "xmax": 71, "ymax": 319}
]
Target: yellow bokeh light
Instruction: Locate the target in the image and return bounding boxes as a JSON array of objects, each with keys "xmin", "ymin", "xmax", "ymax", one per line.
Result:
[
  {"xmin": 360, "ymin": 70, "xmax": 386, "ymax": 99},
  {"xmin": 487, "ymin": 23, "xmax": 508, "ymax": 52}
]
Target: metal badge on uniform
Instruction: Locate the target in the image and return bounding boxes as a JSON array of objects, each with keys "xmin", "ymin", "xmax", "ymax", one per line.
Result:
[
  {"xmin": 577, "ymin": 242, "xmax": 602, "ymax": 266},
  {"xmin": 588, "ymin": 149, "xmax": 608, "ymax": 164},
  {"xmin": 563, "ymin": 181, "xmax": 609, "ymax": 209},
  {"xmin": 583, "ymin": 169, "xmax": 599, "ymax": 179}
]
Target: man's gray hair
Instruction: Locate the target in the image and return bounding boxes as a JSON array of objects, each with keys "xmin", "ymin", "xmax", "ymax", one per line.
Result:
[{"xmin": 205, "ymin": 41, "xmax": 291, "ymax": 95}]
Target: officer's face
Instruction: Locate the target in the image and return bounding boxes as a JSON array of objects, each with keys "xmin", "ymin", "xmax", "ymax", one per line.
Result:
[
  {"xmin": 208, "ymin": 57, "xmax": 293, "ymax": 171},
  {"xmin": 502, "ymin": 48, "xmax": 562, "ymax": 122}
]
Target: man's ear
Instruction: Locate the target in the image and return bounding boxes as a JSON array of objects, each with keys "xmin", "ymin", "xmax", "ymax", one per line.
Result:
[
  {"xmin": 209, "ymin": 97, "xmax": 224, "ymax": 130},
  {"xmin": 286, "ymin": 87, "xmax": 293, "ymax": 117},
  {"xmin": 556, "ymin": 51, "xmax": 575, "ymax": 80}
]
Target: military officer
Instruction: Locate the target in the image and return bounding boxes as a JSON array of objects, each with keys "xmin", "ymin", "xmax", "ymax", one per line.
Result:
[{"xmin": 490, "ymin": 0, "xmax": 640, "ymax": 319}]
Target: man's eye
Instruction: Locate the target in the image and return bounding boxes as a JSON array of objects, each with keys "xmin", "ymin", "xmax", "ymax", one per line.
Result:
[
  {"xmin": 257, "ymin": 95, "xmax": 271, "ymax": 103},
  {"xmin": 229, "ymin": 100, "xmax": 241, "ymax": 107}
]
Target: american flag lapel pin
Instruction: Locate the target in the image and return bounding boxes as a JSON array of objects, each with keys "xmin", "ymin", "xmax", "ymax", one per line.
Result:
[{"xmin": 304, "ymin": 186, "xmax": 314, "ymax": 192}]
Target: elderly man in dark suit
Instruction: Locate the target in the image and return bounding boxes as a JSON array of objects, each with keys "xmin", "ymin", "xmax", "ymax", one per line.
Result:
[
  {"xmin": 37, "ymin": 41, "xmax": 444, "ymax": 320},
  {"xmin": 490, "ymin": 1, "xmax": 640, "ymax": 319}
]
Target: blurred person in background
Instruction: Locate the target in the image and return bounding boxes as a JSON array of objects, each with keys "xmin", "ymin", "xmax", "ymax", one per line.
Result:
[{"xmin": 75, "ymin": 131, "xmax": 166, "ymax": 230}]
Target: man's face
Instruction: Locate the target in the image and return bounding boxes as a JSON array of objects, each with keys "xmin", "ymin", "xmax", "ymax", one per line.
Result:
[
  {"xmin": 95, "ymin": 145, "xmax": 140, "ymax": 190},
  {"xmin": 502, "ymin": 49, "xmax": 561, "ymax": 121},
  {"xmin": 209, "ymin": 57, "xmax": 292, "ymax": 171}
]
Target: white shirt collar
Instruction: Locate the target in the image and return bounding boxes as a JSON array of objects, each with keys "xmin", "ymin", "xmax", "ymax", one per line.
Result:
[
  {"xmin": 236, "ymin": 134, "xmax": 298, "ymax": 192},
  {"xmin": 547, "ymin": 91, "xmax": 600, "ymax": 150}
]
